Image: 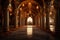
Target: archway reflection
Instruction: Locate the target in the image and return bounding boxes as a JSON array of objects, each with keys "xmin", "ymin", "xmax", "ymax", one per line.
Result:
[{"xmin": 27, "ymin": 25, "xmax": 33, "ymax": 37}]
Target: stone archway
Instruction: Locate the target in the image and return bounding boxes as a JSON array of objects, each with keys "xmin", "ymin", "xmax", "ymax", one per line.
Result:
[{"xmin": 15, "ymin": 0, "xmax": 41, "ymax": 27}]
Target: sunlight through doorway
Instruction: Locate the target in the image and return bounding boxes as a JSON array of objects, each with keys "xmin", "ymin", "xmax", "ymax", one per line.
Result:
[{"xmin": 27, "ymin": 17, "xmax": 33, "ymax": 25}]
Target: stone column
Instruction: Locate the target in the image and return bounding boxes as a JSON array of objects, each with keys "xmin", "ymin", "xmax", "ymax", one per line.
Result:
[
  {"xmin": 3, "ymin": 9, "xmax": 9, "ymax": 32},
  {"xmin": 19, "ymin": 12, "xmax": 20, "ymax": 26},
  {"xmin": 43, "ymin": 5, "xmax": 46, "ymax": 30},
  {"xmin": 41, "ymin": 14, "xmax": 43, "ymax": 30},
  {"xmin": 46, "ymin": 6, "xmax": 50, "ymax": 32},
  {"xmin": 20, "ymin": 14, "xmax": 21, "ymax": 26},
  {"xmin": 15, "ymin": 10, "xmax": 18, "ymax": 28},
  {"xmin": 20, "ymin": 16, "xmax": 22, "ymax": 26},
  {"xmin": 3, "ymin": 10, "xmax": 7, "ymax": 32},
  {"xmin": 35, "ymin": 17, "xmax": 37, "ymax": 26},
  {"xmin": 42, "ymin": 11, "xmax": 44, "ymax": 30},
  {"xmin": 38, "ymin": 17, "xmax": 40, "ymax": 27},
  {"xmin": 23, "ymin": 17, "xmax": 25, "ymax": 26},
  {"xmin": 7, "ymin": 11, "xmax": 9, "ymax": 31},
  {"xmin": 40, "ymin": 15, "xmax": 42, "ymax": 29}
]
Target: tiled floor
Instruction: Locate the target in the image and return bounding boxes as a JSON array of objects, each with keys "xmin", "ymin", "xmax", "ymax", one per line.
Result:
[{"xmin": 0, "ymin": 25, "xmax": 54, "ymax": 40}]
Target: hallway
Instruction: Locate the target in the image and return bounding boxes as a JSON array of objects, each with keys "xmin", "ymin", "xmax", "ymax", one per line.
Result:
[{"xmin": 0, "ymin": 25, "xmax": 54, "ymax": 40}]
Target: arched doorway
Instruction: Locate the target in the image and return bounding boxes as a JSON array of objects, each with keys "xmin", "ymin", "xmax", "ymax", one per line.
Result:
[{"xmin": 27, "ymin": 17, "xmax": 33, "ymax": 25}]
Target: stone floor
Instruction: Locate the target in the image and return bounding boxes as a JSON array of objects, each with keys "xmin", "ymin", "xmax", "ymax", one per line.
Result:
[{"xmin": 0, "ymin": 25, "xmax": 54, "ymax": 40}]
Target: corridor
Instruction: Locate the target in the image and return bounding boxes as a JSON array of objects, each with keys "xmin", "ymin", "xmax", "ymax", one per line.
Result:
[{"xmin": 0, "ymin": 0, "xmax": 57, "ymax": 40}]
